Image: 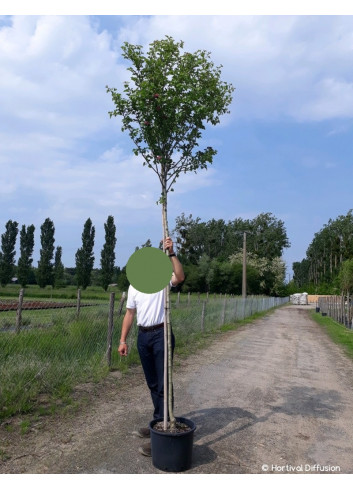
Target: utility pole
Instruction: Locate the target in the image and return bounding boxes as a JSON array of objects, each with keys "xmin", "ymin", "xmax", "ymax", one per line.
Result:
[{"xmin": 242, "ymin": 231, "xmax": 247, "ymax": 298}]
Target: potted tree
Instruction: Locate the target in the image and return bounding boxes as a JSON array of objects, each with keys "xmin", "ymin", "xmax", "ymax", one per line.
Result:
[{"xmin": 107, "ymin": 36, "xmax": 234, "ymax": 471}]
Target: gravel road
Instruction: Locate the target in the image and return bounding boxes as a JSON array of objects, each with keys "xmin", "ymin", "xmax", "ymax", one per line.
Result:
[{"xmin": 1, "ymin": 304, "xmax": 353, "ymax": 474}]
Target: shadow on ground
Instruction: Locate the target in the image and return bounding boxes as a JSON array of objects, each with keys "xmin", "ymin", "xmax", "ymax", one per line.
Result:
[
  {"xmin": 182, "ymin": 386, "xmax": 342, "ymax": 469},
  {"xmin": 182, "ymin": 406, "xmax": 256, "ymax": 468}
]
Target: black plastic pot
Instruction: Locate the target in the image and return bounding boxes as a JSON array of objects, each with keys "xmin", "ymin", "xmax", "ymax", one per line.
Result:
[
  {"xmin": 322, "ymin": 312, "xmax": 327, "ymax": 316},
  {"xmin": 149, "ymin": 417, "xmax": 196, "ymax": 472},
  {"xmin": 316, "ymin": 307, "xmax": 320, "ymax": 313}
]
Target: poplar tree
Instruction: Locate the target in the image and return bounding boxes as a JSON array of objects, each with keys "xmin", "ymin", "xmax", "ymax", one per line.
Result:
[
  {"xmin": 100, "ymin": 216, "xmax": 117, "ymax": 291},
  {"xmin": 107, "ymin": 36, "xmax": 234, "ymax": 429},
  {"xmin": 76, "ymin": 218, "xmax": 95, "ymax": 290},
  {"xmin": 54, "ymin": 246, "xmax": 65, "ymax": 288},
  {"xmin": 37, "ymin": 218, "xmax": 55, "ymax": 288},
  {"xmin": 0, "ymin": 220, "xmax": 19, "ymax": 286},
  {"xmin": 17, "ymin": 224, "xmax": 35, "ymax": 287}
]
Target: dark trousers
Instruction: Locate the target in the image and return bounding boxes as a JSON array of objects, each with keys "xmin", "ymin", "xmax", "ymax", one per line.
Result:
[{"xmin": 137, "ymin": 327, "xmax": 175, "ymax": 419}]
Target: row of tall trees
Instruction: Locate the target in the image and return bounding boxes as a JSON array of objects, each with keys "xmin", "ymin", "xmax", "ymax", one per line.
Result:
[
  {"xmin": 0, "ymin": 216, "xmax": 117, "ymax": 290},
  {"xmin": 292, "ymin": 210, "xmax": 353, "ymax": 293},
  {"xmin": 1, "ymin": 211, "xmax": 290, "ymax": 295},
  {"xmin": 0, "ymin": 218, "xmax": 65, "ymax": 289}
]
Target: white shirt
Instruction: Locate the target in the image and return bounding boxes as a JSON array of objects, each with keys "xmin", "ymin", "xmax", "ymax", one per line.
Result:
[{"xmin": 126, "ymin": 281, "xmax": 173, "ymax": 327}]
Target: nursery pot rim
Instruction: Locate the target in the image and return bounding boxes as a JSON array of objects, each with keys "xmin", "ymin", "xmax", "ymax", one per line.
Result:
[{"xmin": 149, "ymin": 416, "xmax": 196, "ymax": 436}]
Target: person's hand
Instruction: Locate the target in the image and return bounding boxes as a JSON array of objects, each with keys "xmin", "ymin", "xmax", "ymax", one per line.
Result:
[
  {"xmin": 118, "ymin": 343, "xmax": 128, "ymax": 356},
  {"xmin": 164, "ymin": 236, "xmax": 174, "ymax": 254}
]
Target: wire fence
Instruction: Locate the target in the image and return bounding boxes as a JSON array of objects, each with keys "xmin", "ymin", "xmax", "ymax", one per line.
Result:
[
  {"xmin": 317, "ymin": 295, "xmax": 353, "ymax": 329},
  {"xmin": 0, "ymin": 289, "xmax": 289, "ymax": 418}
]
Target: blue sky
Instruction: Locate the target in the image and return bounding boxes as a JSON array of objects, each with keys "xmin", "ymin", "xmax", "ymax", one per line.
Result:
[{"xmin": 1, "ymin": 10, "xmax": 353, "ymax": 279}]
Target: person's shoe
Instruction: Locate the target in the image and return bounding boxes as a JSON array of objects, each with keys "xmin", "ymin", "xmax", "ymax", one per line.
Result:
[
  {"xmin": 138, "ymin": 442, "xmax": 151, "ymax": 457},
  {"xmin": 132, "ymin": 427, "xmax": 150, "ymax": 438}
]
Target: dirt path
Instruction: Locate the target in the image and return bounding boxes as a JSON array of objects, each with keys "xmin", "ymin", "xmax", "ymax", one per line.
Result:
[{"xmin": 1, "ymin": 304, "xmax": 353, "ymax": 474}]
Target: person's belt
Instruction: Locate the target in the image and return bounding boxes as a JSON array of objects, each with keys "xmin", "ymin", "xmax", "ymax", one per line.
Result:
[{"xmin": 138, "ymin": 322, "xmax": 164, "ymax": 332}]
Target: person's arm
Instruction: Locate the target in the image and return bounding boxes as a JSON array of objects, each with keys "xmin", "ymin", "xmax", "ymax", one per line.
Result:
[
  {"xmin": 164, "ymin": 236, "xmax": 185, "ymax": 285},
  {"xmin": 118, "ymin": 308, "xmax": 136, "ymax": 356},
  {"xmin": 170, "ymin": 256, "xmax": 185, "ymax": 285}
]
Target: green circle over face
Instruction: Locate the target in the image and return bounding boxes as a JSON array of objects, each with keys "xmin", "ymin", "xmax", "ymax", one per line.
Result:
[{"xmin": 126, "ymin": 247, "xmax": 173, "ymax": 293}]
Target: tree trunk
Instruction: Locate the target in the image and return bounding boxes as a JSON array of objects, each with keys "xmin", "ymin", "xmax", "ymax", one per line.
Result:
[{"xmin": 161, "ymin": 178, "xmax": 176, "ymax": 430}]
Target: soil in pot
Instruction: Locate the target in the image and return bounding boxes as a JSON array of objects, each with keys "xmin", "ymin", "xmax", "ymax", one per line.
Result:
[{"xmin": 152, "ymin": 420, "xmax": 191, "ymax": 434}]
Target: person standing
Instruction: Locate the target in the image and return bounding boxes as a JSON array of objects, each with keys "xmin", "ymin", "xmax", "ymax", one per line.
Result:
[{"xmin": 118, "ymin": 237, "xmax": 185, "ymax": 456}]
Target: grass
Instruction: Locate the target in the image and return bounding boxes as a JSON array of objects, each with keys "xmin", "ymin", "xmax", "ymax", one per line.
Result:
[
  {"xmin": 0, "ymin": 308, "xmax": 112, "ymax": 419},
  {"xmin": 0, "ymin": 303, "xmax": 109, "ymax": 330},
  {"xmin": 310, "ymin": 310, "xmax": 353, "ymax": 359}
]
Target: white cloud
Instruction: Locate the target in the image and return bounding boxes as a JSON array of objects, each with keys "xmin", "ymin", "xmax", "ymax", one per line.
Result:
[
  {"xmin": 0, "ymin": 16, "xmax": 123, "ymax": 142},
  {"xmin": 113, "ymin": 15, "xmax": 353, "ymax": 122}
]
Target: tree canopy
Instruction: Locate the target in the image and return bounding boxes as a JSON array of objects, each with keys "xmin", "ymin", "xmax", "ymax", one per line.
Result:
[
  {"xmin": 171, "ymin": 212, "xmax": 289, "ymax": 296},
  {"xmin": 100, "ymin": 215, "xmax": 117, "ymax": 291},
  {"xmin": 0, "ymin": 220, "xmax": 19, "ymax": 286},
  {"xmin": 37, "ymin": 218, "xmax": 55, "ymax": 288},
  {"xmin": 293, "ymin": 210, "xmax": 353, "ymax": 293},
  {"xmin": 173, "ymin": 212, "xmax": 289, "ymax": 263},
  {"xmin": 75, "ymin": 218, "xmax": 95, "ymax": 290},
  {"xmin": 107, "ymin": 36, "xmax": 234, "ymax": 202},
  {"xmin": 17, "ymin": 224, "xmax": 35, "ymax": 287}
]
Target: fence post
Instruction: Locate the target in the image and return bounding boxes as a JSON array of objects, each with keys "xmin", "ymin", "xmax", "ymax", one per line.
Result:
[
  {"xmin": 348, "ymin": 295, "xmax": 350, "ymax": 328},
  {"xmin": 337, "ymin": 296, "xmax": 340, "ymax": 322},
  {"xmin": 201, "ymin": 301, "xmax": 206, "ymax": 333},
  {"xmin": 341, "ymin": 294, "xmax": 345, "ymax": 324},
  {"xmin": 177, "ymin": 291, "xmax": 180, "ymax": 306},
  {"xmin": 76, "ymin": 288, "xmax": 81, "ymax": 318},
  {"xmin": 206, "ymin": 291, "xmax": 209, "ymax": 303},
  {"xmin": 15, "ymin": 288, "xmax": 24, "ymax": 334},
  {"xmin": 333, "ymin": 295, "xmax": 336, "ymax": 322},
  {"xmin": 117, "ymin": 291, "xmax": 126, "ymax": 316},
  {"xmin": 347, "ymin": 296, "xmax": 350, "ymax": 327},
  {"xmin": 107, "ymin": 292, "xmax": 116, "ymax": 369},
  {"xmin": 336, "ymin": 295, "xmax": 339, "ymax": 323}
]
